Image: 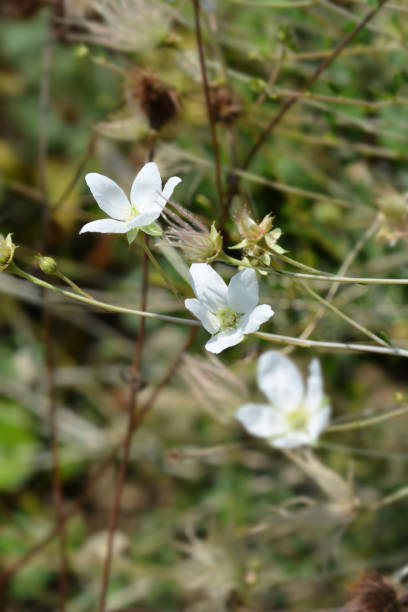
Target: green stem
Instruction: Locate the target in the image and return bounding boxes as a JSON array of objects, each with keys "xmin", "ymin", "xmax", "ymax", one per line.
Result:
[
  {"xmin": 7, "ymin": 263, "xmax": 408, "ymax": 359},
  {"xmin": 326, "ymin": 405, "xmax": 408, "ymax": 432},
  {"xmin": 57, "ymin": 272, "xmax": 94, "ymax": 300},
  {"xmin": 299, "ymin": 280, "xmax": 388, "ymax": 347},
  {"xmin": 220, "ymin": 252, "xmax": 408, "ymax": 286},
  {"xmin": 254, "ymin": 331, "xmax": 408, "ymax": 359},
  {"xmin": 10, "ymin": 263, "xmax": 197, "ymax": 327},
  {"xmin": 139, "ymin": 233, "xmax": 181, "ymax": 300}
]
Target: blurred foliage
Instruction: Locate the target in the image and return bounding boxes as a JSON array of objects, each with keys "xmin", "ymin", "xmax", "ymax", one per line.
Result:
[{"xmin": 1, "ymin": 0, "xmax": 408, "ymax": 611}]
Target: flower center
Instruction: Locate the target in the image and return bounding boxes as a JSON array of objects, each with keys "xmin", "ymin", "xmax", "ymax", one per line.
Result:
[
  {"xmin": 128, "ymin": 206, "xmax": 141, "ymax": 220},
  {"xmin": 286, "ymin": 406, "xmax": 309, "ymax": 431},
  {"xmin": 216, "ymin": 307, "xmax": 240, "ymax": 330}
]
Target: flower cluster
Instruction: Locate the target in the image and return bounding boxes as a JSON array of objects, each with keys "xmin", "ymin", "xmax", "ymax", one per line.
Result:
[
  {"xmin": 232, "ymin": 209, "xmax": 286, "ymax": 270},
  {"xmin": 79, "ymin": 162, "xmax": 331, "ymax": 449}
]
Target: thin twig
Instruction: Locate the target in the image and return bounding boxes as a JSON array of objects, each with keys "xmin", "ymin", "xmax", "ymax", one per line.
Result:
[
  {"xmin": 39, "ymin": 22, "xmax": 68, "ymax": 612},
  {"xmin": 191, "ymin": 0, "xmax": 224, "ymax": 218},
  {"xmin": 327, "ymin": 404, "xmax": 408, "ymax": 432},
  {"xmin": 292, "ymin": 219, "xmax": 380, "ymax": 349},
  {"xmin": 298, "ymin": 280, "xmax": 388, "ymax": 347},
  {"xmin": 136, "ymin": 326, "xmax": 198, "ymax": 423},
  {"xmin": 255, "ymin": 331, "xmax": 408, "ymax": 358},
  {"xmin": 225, "ymin": 0, "xmax": 389, "ymax": 208},
  {"xmin": 98, "ymin": 249, "xmax": 149, "ymax": 612},
  {"xmin": 8, "ymin": 265, "xmax": 408, "ymax": 359},
  {"xmin": 243, "ymin": 0, "xmax": 389, "ymax": 170}
]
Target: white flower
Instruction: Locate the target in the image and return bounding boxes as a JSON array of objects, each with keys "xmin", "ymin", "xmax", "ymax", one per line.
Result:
[
  {"xmin": 79, "ymin": 162, "xmax": 181, "ymax": 235},
  {"xmin": 185, "ymin": 263, "xmax": 274, "ymax": 354},
  {"xmin": 236, "ymin": 351, "xmax": 331, "ymax": 449}
]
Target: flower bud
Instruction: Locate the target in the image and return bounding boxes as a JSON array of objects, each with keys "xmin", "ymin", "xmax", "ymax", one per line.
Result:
[
  {"xmin": 163, "ymin": 195, "xmax": 223, "ymax": 263},
  {"xmin": 0, "ymin": 233, "xmax": 16, "ymax": 272},
  {"xmin": 37, "ymin": 255, "xmax": 58, "ymax": 275},
  {"xmin": 232, "ymin": 209, "xmax": 285, "ymax": 265},
  {"xmin": 235, "ymin": 209, "xmax": 273, "ymax": 241}
]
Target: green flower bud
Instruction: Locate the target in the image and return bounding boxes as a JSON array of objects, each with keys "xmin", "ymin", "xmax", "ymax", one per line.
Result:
[
  {"xmin": 37, "ymin": 255, "xmax": 58, "ymax": 275},
  {"xmin": 0, "ymin": 233, "xmax": 16, "ymax": 272}
]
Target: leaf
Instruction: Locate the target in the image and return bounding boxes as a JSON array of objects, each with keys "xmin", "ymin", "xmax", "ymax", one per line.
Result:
[
  {"xmin": 0, "ymin": 401, "xmax": 38, "ymax": 491},
  {"xmin": 379, "ymin": 331, "xmax": 393, "ymax": 346},
  {"xmin": 127, "ymin": 227, "xmax": 139, "ymax": 245},
  {"xmin": 141, "ymin": 221, "xmax": 163, "ymax": 237}
]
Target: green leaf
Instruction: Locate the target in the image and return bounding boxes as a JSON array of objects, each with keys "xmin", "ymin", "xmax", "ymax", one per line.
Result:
[
  {"xmin": 379, "ymin": 331, "xmax": 393, "ymax": 346},
  {"xmin": 0, "ymin": 402, "xmax": 38, "ymax": 491},
  {"xmin": 127, "ymin": 227, "xmax": 139, "ymax": 245},
  {"xmin": 141, "ymin": 221, "xmax": 163, "ymax": 237}
]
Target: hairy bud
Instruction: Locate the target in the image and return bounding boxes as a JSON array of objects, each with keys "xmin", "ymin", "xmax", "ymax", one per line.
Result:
[
  {"xmin": 164, "ymin": 202, "xmax": 223, "ymax": 262},
  {"xmin": 347, "ymin": 572, "xmax": 407, "ymax": 612}
]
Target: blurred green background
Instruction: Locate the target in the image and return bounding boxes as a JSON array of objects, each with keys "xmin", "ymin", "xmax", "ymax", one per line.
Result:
[{"xmin": 1, "ymin": 1, "xmax": 408, "ymax": 610}]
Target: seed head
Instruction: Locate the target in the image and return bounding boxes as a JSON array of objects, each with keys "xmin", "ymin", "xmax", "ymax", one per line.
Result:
[
  {"xmin": 348, "ymin": 572, "xmax": 406, "ymax": 612},
  {"xmin": 231, "ymin": 209, "xmax": 285, "ymax": 270},
  {"xmin": 127, "ymin": 69, "xmax": 180, "ymax": 130},
  {"xmin": 163, "ymin": 200, "xmax": 222, "ymax": 262}
]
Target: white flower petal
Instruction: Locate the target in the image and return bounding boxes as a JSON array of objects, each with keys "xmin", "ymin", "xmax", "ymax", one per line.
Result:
[
  {"xmin": 269, "ymin": 429, "xmax": 314, "ymax": 449},
  {"xmin": 185, "ymin": 298, "xmax": 220, "ymax": 334},
  {"xmin": 85, "ymin": 173, "xmax": 131, "ymax": 220},
  {"xmin": 239, "ymin": 304, "xmax": 274, "ymax": 334},
  {"xmin": 130, "ymin": 162, "xmax": 162, "ymax": 212},
  {"xmin": 79, "ymin": 219, "xmax": 128, "ymax": 234},
  {"xmin": 160, "ymin": 176, "xmax": 182, "ymax": 206},
  {"xmin": 257, "ymin": 351, "xmax": 304, "ymax": 411},
  {"xmin": 205, "ymin": 328, "xmax": 243, "ymax": 354},
  {"xmin": 236, "ymin": 403, "xmax": 287, "ymax": 439},
  {"xmin": 303, "ymin": 358, "xmax": 323, "ymax": 414},
  {"xmin": 189, "ymin": 263, "xmax": 228, "ymax": 311},
  {"xmin": 307, "ymin": 404, "xmax": 331, "ymax": 442},
  {"xmin": 227, "ymin": 268, "xmax": 258, "ymax": 313},
  {"xmin": 126, "ymin": 209, "xmax": 162, "ymax": 229}
]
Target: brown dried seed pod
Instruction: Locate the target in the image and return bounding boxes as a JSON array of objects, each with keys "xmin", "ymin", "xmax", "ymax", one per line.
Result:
[
  {"xmin": 127, "ymin": 69, "xmax": 180, "ymax": 130},
  {"xmin": 347, "ymin": 572, "xmax": 407, "ymax": 612}
]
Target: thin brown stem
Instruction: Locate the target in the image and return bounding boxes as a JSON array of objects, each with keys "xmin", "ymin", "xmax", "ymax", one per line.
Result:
[
  {"xmin": 137, "ymin": 326, "xmax": 198, "ymax": 423},
  {"xmin": 43, "ymin": 308, "xmax": 68, "ymax": 610},
  {"xmin": 191, "ymin": 0, "xmax": 224, "ymax": 217},
  {"xmin": 97, "ymin": 249, "xmax": 149, "ymax": 612},
  {"xmin": 39, "ymin": 21, "xmax": 68, "ymax": 612},
  {"xmin": 243, "ymin": 0, "xmax": 388, "ymax": 170}
]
